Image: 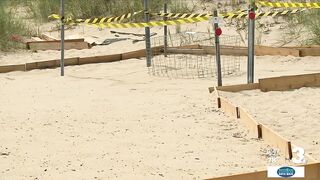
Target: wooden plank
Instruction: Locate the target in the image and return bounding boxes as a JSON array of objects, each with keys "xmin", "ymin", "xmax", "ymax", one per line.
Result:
[
  {"xmin": 166, "ymin": 48, "xmax": 206, "ymax": 55},
  {"xmin": 237, "ymin": 108, "xmax": 261, "ymax": 138},
  {"xmin": 79, "ymin": 54, "xmax": 122, "ymax": 65},
  {"xmin": 255, "ymin": 45, "xmax": 300, "ymax": 57},
  {"xmin": 122, "ymin": 49, "xmax": 146, "ymax": 60},
  {"xmin": 219, "ymin": 97, "xmax": 238, "ymax": 118},
  {"xmin": 201, "ymin": 46, "xmax": 247, "ymax": 56},
  {"xmin": 216, "ymin": 83, "xmax": 260, "ymax": 92},
  {"xmin": 205, "ymin": 163, "xmax": 320, "ymax": 180},
  {"xmin": 202, "ymin": 45, "xmax": 303, "ymax": 57},
  {"xmin": 35, "ymin": 60, "xmax": 59, "ymax": 69},
  {"xmin": 172, "ymin": 44, "xmax": 201, "ymax": 49},
  {"xmin": 259, "ymin": 73, "xmax": 320, "ymax": 92},
  {"xmin": 63, "ymin": 57, "xmax": 80, "ymax": 66},
  {"xmin": 31, "ymin": 37, "xmax": 44, "ymax": 41},
  {"xmin": 298, "ymin": 47, "xmax": 320, "ymax": 57},
  {"xmin": 34, "ymin": 58, "xmax": 80, "ymax": 69},
  {"xmin": 260, "ymin": 124, "xmax": 293, "ymax": 159},
  {"xmin": 25, "ymin": 62, "xmax": 38, "ymax": 71},
  {"xmin": 41, "ymin": 34, "xmax": 58, "ymax": 41},
  {"xmin": 0, "ymin": 64, "xmax": 26, "ymax": 73},
  {"xmin": 27, "ymin": 41, "xmax": 89, "ymax": 51},
  {"xmin": 122, "ymin": 45, "xmax": 163, "ymax": 60}
]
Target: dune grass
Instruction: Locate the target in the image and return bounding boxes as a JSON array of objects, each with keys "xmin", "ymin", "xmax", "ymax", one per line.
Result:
[
  {"xmin": 0, "ymin": 1, "xmax": 32, "ymax": 51},
  {"xmin": 21, "ymin": 0, "xmax": 193, "ymax": 22}
]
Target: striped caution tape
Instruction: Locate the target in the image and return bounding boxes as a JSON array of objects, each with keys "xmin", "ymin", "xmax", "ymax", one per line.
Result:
[
  {"xmin": 222, "ymin": 9, "xmax": 304, "ymax": 19},
  {"xmin": 92, "ymin": 17, "xmax": 210, "ymax": 29},
  {"xmin": 154, "ymin": 12, "xmax": 211, "ymax": 19},
  {"xmin": 48, "ymin": 9, "xmax": 304, "ymax": 29},
  {"xmin": 87, "ymin": 9, "xmax": 303, "ymax": 29},
  {"xmin": 258, "ymin": 1, "xmax": 320, "ymax": 8},
  {"xmin": 48, "ymin": 11, "xmax": 143, "ymax": 25},
  {"xmin": 153, "ymin": 9, "xmax": 248, "ymax": 19}
]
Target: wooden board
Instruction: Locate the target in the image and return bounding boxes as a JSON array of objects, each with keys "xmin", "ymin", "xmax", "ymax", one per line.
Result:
[
  {"xmin": 122, "ymin": 45, "xmax": 163, "ymax": 60},
  {"xmin": 0, "ymin": 64, "xmax": 25, "ymax": 73},
  {"xmin": 201, "ymin": 46, "xmax": 247, "ymax": 56},
  {"xmin": 255, "ymin": 45, "xmax": 300, "ymax": 57},
  {"xmin": 299, "ymin": 47, "xmax": 320, "ymax": 57},
  {"xmin": 27, "ymin": 41, "xmax": 89, "ymax": 51},
  {"xmin": 259, "ymin": 73, "xmax": 320, "ymax": 92},
  {"xmin": 288, "ymin": 47, "xmax": 320, "ymax": 57},
  {"xmin": 206, "ymin": 163, "xmax": 320, "ymax": 180},
  {"xmin": 216, "ymin": 83, "xmax": 260, "ymax": 92},
  {"xmin": 260, "ymin": 124, "xmax": 292, "ymax": 159},
  {"xmin": 41, "ymin": 34, "xmax": 58, "ymax": 41},
  {"xmin": 166, "ymin": 48, "xmax": 206, "ymax": 55},
  {"xmin": 219, "ymin": 97, "xmax": 238, "ymax": 118},
  {"xmin": 79, "ymin": 54, "xmax": 122, "ymax": 65},
  {"xmin": 202, "ymin": 45, "xmax": 305, "ymax": 57},
  {"xmin": 237, "ymin": 108, "xmax": 261, "ymax": 138}
]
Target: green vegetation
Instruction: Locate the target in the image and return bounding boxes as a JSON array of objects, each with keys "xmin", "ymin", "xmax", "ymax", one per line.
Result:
[
  {"xmin": 1, "ymin": 0, "xmax": 320, "ymax": 51},
  {"xmin": 0, "ymin": 0, "xmax": 31, "ymax": 51},
  {"xmin": 0, "ymin": 0, "xmax": 193, "ymax": 51},
  {"xmin": 19, "ymin": 0, "xmax": 194, "ymax": 22},
  {"xmin": 300, "ymin": 9, "xmax": 320, "ymax": 45}
]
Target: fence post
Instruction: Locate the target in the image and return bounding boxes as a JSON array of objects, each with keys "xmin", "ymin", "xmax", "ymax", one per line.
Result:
[
  {"xmin": 144, "ymin": 0, "xmax": 152, "ymax": 67},
  {"xmin": 247, "ymin": 0, "xmax": 255, "ymax": 83},
  {"xmin": 214, "ymin": 10, "xmax": 222, "ymax": 86},
  {"xmin": 60, "ymin": 0, "xmax": 65, "ymax": 76},
  {"xmin": 164, "ymin": 2, "xmax": 168, "ymax": 57}
]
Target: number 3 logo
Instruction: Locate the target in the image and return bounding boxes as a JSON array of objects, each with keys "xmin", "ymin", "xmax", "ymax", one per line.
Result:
[{"xmin": 292, "ymin": 147, "xmax": 306, "ymax": 164}]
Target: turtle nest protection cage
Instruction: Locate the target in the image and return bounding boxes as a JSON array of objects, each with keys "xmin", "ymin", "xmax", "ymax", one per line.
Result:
[{"xmin": 148, "ymin": 32, "xmax": 241, "ymax": 79}]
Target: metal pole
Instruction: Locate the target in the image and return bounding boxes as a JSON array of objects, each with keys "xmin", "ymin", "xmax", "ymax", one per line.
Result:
[
  {"xmin": 247, "ymin": 1, "xmax": 255, "ymax": 83},
  {"xmin": 164, "ymin": 2, "xmax": 168, "ymax": 57},
  {"xmin": 60, "ymin": 0, "xmax": 65, "ymax": 76},
  {"xmin": 214, "ymin": 10, "xmax": 222, "ymax": 86},
  {"xmin": 144, "ymin": 0, "xmax": 152, "ymax": 67}
]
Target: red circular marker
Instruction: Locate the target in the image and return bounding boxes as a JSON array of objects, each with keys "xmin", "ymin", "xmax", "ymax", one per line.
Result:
[
  {"xmin": 215, "ymin": 27, "xmax": 222, "ymax": 36},
  {"xmin": 249, "ymin": 12, "xmax": 255, "ymax": 20}
]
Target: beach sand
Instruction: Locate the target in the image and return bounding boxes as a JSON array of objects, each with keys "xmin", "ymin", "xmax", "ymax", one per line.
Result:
[
  {"xmin": 220, "ymin": 87, "xmax": 320, "ymax": 162},
  {"xmin": 0, "ymin": 11, "xmax": 319, "ymax": 179},
  {"xmin": 0, "ymin": 60, "xmax": 278, "ymax": 180}
]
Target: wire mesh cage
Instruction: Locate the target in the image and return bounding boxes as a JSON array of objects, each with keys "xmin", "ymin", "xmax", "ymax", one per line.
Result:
[{"xmin": 149, "ymin": 32, "xmax": 241, "ymax": 79}]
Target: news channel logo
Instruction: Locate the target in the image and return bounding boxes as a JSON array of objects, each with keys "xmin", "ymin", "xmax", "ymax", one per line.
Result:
[
  {"xmin": 268, "ymin": 166, "xmax": 305, "ymax": 178},
  {"xmin": 267, "ymin": 147, "xmax": 306, "ymax": 178}
]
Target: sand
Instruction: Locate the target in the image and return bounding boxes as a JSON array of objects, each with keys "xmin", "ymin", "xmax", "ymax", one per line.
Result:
[
  {"xmin": 1, "ymin": 7, "xmax": 320, "ymax": 179},
  {"xmin": 220, "ymin": 87, "xmax": 320, "ymax": 162},
  {"xmin": 0, "ymin": 60, "xmax": 279, "ymax": 180}
]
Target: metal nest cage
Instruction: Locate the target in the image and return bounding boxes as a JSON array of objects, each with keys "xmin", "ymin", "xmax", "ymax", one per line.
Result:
[{"xmin": 149, "ymin": 32, "xmax": 241, "ymax": 79}]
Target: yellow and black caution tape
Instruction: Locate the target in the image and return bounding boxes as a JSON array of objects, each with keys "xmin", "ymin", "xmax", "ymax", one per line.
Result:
[
  {"xmin": 88, "ymin": 9, "xmax": 303, "ymax": 29},
  {"xmin": 222, "ymin": 9, "xmax": 304, "ymax": 19},
  {"xmin": 258, "ymin": 1, "xmax": 320, "ymax": 8},
  {"xmin": 48, "ymin": 11, "xmax": 143, "ymax": 25},
  {"xmin": 154, "ymin": 12, "xmax": 211, "ymax": 19},
  {"xmin": 48, "ymin": 8, "xmax": 304, "ymax": 29},
  {"xmin": 153, "ymin": 9, "xmax": 248, "ymax": 19},
  {"xmin": 93, "ymin": 17, "xmax": 210, "ymax": 29}
]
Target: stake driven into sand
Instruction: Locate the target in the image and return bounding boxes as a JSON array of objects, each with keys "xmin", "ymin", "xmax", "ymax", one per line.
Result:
[
  {"xmin": 247, "ymin": 0, "xmax": 255, "ymax": 84},
  {"xmin": 144, "ymin": 0, "xmax": 152, "ymax": 67},
  {"xmin": 60, "ymin": 0, "xmax": 65, "ymax": 76}
]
